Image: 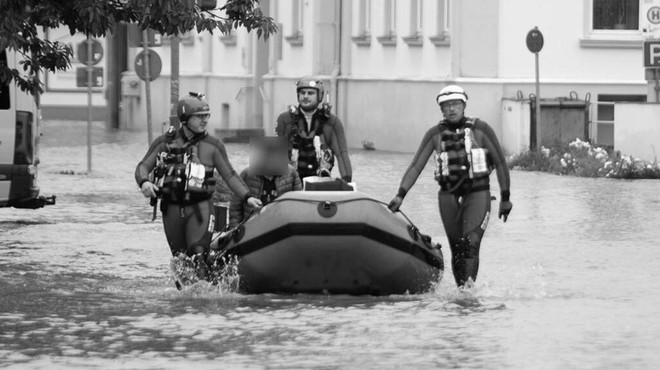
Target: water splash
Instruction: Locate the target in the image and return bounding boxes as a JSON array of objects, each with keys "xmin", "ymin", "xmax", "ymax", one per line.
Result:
[
  {"xmin": 207, "ymin": 253, "xmax": 241, "ymax": 294},
  {"xmin": 168, "ymin": 252, "xmax": 242, "ymax": 295}
]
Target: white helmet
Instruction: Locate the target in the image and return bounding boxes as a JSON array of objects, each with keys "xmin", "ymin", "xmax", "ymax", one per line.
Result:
[{"xmin": 436, "ymin": 85, "xmax": 468, "ymax": 105}]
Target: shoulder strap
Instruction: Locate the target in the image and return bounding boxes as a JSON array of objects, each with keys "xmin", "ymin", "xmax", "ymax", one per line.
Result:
[
  {"xmin": 464, "ymin": 116, "xmax": 477, "ymax": 127},
  {"xmin": 165, "ymin": 125, "xmax": 177, "ymax": 144}
]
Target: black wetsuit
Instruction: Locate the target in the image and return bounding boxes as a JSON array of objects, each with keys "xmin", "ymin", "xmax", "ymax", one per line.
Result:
[
  {"xmin": 276, "ymin": 105, "xmax": 352, "ymax": 182},
  {"xmin": 396, "ymin": 116, "xmax": 511, "ymax": 287},
  {"xmin": 135, "ymin": 128, "xmax": 251, "ymax": 257}
]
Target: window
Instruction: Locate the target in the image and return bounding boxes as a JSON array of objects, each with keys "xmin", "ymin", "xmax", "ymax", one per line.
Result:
[
  {"xmin": 0, "ymin": 50, "xmax": 9, "ymax": 110},
  {"xmin": 377, "ymin": 0, "xmax": 397, "ymax": 46},
  {"xmin": 403, "ymin": 0, "xmax": 424, "ymax": 46},
  {"xmin": 285, "ymin": 0, "xmax": 304, "ymax": 46},
  {"xmin": 352, "ymin": 0, "xmax": 371, "ymax": 46},
  {"xmin": 581, "ymin": 0, "xmax": 644, "ymax": 48},
  {"xmin": 593, "ymin": 0, "xmax": 639, "ymax": 30},
  {"xmin": 430, "ymin": 0, "xmax": 451, "ymax": 46},
  {"xmin": 593, "ymin": 94, "xmax": 646, "ymax": 146}
]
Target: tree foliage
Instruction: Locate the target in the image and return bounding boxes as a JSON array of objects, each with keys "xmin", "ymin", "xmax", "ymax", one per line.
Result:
[{"xmin": 0, "ymin": 0, "xmax": 278, "ymax": 95}]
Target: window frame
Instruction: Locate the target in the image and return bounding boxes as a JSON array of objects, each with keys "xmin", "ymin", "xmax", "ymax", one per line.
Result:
[
  {"xmin": 377, "ymin": 0, "xmax": 397, "ymax": 46},
  {"xmin": 581, "ymin": 0, "xmax": 644, "ymax": 49},
  {"xmin": 285, "ymin": 0, "xmax": 304, "ymax": 46},
  {"xmin": 429, "ymin": 0, "xmax": 451, "ymax": 47},
  {"xmin": 403, "ymin": 0, "xmax": 424, "ymax": 46},
  {"xmin": 352, "ymin": 0, "xmax": 372, "ymax": 47}
]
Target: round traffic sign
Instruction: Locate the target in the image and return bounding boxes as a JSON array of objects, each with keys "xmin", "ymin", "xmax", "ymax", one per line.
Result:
[
  {"xmin": 526, "ymin": 27, "xmax": 544, "ymax": 53},
  {"xmin": 77, "ymin": 39, "xmax": 104, "ymax": 65},
  {"xmin": 648, "ymin": 6, "xmax": 660, "ymax": 25},
  {"xmin": 134, "ymin": 49, "xmax": 162, "ymax": 81}
]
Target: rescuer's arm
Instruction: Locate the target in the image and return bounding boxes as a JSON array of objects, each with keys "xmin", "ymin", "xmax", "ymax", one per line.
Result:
[
  {"xmin": 328, "ymin": 118, "xmax": 352, "ymax": 182},
  {"xmin": 212, "ymin": 139, "xmax": 262, "ymax": 208},
  {"xmin": 228, "ymin": 169, "xmax": 248, "ymax": 228},
  {"xmin": 135, "ymin": 136, "xmax": 166, "ymax": 198},
  {"xmin": 477, "ymin": 121, "xmax": 512, "ymax": 221},
  {"xmin": 275, "ymin": 114, "xmax": 289, "ymax": 137},
  {"xmin": 388, "ymin": 128, "xmax": 437, "ymax": 211}
]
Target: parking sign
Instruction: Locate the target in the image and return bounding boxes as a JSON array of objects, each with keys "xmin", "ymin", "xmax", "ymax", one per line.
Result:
[{"xmin": 644, "ymin": 40, "xmax": 660, "ymax": 67}]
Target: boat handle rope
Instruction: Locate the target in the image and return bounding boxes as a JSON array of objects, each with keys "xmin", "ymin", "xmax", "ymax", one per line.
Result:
[{"xmin": 262, "ymin": 197, "xmax": 425, "ymax": 239}]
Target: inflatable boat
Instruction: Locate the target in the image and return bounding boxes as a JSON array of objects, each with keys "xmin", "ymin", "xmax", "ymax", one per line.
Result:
[{"xmin": 208, "ymin": 189, "xmax": 444, "ymax": 295}]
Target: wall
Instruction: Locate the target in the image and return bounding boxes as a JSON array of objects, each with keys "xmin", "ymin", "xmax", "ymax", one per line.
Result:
[
  {"xmin": 347, "ymin": 0, "xmax": 453, "ymax": 78},
  {"xmin": 497, "ymin": 0, "xmax": 644, "ymax": 81},
  {"xmin": 614, "ymin": 102, "xmax": 660, "ymax": 162},
  {"xmin": 121, "ymin": 73, "xmax": 253, "ymax": 135}
]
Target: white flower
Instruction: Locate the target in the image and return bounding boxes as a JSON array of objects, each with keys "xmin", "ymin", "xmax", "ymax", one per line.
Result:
[
  {"xmin": 541, "ymin": 147, "xmax": 550, "ymax": 158},
  {"xmin": 560, "ymin": 158, "xmax": 567, "ymax": 167}
]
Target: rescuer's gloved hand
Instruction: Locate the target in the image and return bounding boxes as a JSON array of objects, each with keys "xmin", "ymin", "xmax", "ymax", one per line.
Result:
[
  {"xmin": 388, "ymin": 195, "xmax": 403, "ymax": 212},
  {"xmin": 247, "ymin": 197, "xmax": 263, "ymax": 209},
  {"xmin": 499, "ymin": 200, "xmax": 513, "ymax": 222}
]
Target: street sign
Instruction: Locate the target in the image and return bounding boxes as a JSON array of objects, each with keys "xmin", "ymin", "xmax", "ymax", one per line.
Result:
[
  {"xmin": 648, "ymin": 6, "xmax": 660, "ymax": 24},
  {"xmin": 526, "ymin": 27, "xmax": 544, "ymax": 53},
  {"xmin": 134, "ymin": 49, "xmax": 162, "ymax": 81},
  {"xmin": 128, "ymin": 25, "xmax": 162, "ymax": 47},
  {"xmin": 644, "ymin": 40, "xmax": 660, "ymax": 67},
  {"xmin": 75, "ymin": 66, "xmax": 104, "ymax": 87},
  {"xmin": 76, "ymin": 40, "xmax": 103, "ymax": 65}
]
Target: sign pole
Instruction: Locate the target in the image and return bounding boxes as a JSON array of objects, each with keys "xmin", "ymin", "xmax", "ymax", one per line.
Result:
[
  {"xmin": 170, "ymin": 36, "xmax": 180, "ymax": 129},
  {"xmin": 535, "ymin": 51, "xmax": 541, "ymax": 150},
  {"xmin": 86, "ymin": 34, "xmax": 93, "ymax": 173},
  {"xmin": 142, "ymin": 30, "xmax": 153, "ymax": 144},
  {"xmin": 526, "ymin": 26, "xmax": 544, "ymax": 151}
]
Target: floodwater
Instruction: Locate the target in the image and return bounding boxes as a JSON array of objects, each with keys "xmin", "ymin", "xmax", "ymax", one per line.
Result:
[{"xmin": 2, "ymin": 121, "xmax": 660, "ymax": 369}]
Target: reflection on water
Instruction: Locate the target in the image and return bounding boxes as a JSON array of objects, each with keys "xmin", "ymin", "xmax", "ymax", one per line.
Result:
[{"xmin": 1, "ymin": 122, "xmax": 660, "ymax": 369}]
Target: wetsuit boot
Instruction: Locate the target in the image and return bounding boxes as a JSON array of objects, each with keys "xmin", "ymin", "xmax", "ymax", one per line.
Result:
[
  {"xmin": 450, "ymin": 238, "xmax": 480, "ymax": 288},
  {"xmin": 189, "ymin": 245, "xmax": 210, "ymax": 281}
]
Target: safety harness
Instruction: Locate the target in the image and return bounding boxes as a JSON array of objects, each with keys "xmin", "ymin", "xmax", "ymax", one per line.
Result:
[
  {"xmin": 152, "ymin": 127, "xmax": 217, "ymax": 220},
  {"xmin": 434, "ymin": 118, "xmax": 491, "ymax": 194}
]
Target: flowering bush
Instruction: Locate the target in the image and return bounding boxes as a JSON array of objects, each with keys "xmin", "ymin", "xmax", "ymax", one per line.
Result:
[{"xmin": 508, "ymin": 138, "xmax": 660, "ymax": 179}]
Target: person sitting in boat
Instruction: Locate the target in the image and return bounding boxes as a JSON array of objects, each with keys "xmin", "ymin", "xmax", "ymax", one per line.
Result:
[
  {"xmin": 275, "ymin": 76, "xmax": 352, "ymax": 182},
  {"xmin": 135, "ymin": 92, "xmax": 262, "ymax": 279},
  {"xmin": 387, "ymin": 85, "xmax": 513, "ymax": 288},
  {"xmin": 229, "ymin": 136, "xmax": 303, "ymax": 228}
]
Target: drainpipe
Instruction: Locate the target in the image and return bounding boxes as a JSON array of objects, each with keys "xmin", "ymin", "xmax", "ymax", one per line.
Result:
[{"xmin": 330, "ymin": 0, "xmax": 343, "ymax": 114}]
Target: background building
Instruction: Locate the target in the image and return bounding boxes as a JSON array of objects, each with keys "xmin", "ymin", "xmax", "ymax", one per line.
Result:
[{"xmin": 42, "ymin": 0, "xmax": 660, "ymax": 158}]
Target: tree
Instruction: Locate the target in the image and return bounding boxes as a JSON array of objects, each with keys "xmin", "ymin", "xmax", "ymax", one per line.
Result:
[{"xmin": 0, "ymin": 0, "xmax": 277, "ymax": 95}]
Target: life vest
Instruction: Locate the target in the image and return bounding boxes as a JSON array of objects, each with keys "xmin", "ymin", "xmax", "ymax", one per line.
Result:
[
  {"xmin": 434, "ymin": 118, "xmax": 491, "ymax": 193},
  {"xmin": 153, "ymin": 127, "xmax": 216, "ymax": 203},
  {"xmin": 288, "ymin": 105, "xmax": 334, "ymax": 177}
]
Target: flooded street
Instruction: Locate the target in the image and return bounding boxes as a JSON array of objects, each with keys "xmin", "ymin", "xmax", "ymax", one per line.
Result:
[{"xmin": 2, "ymin": 121, "xmax": 660, "ymax": 369}]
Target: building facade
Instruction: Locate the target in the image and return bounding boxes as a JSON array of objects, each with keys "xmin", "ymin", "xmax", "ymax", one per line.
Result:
[{"xmin": 42, "ymin": 0, "xmax": 660, "ymax": 156}]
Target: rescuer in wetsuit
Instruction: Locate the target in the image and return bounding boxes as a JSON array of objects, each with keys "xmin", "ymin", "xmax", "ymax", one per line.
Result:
[
  {"xmin": 136, "ymin": 92, "xmax": 262, "ymax": 279},
  {"xmin": 388, "ymin": 85, "xmax": 513, "ymax": 288},
  {"xmin": 275, "ymin": 76, "xmax": 353, "ymax": 182}
]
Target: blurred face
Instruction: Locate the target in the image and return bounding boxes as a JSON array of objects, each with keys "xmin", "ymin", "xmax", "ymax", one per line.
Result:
[
  {"xmin": 248, "ymin": 137, "xmax": 288, "ymax": 177},
  {"xmin": 186, "ymin": 113, "xmax": 210, "ymax": 134},
  {"xmin": 298, "ymin": 88, "xmax": 320, "ymax": 112},
  {"xmin": 440, "ymin": 100, "xmax": 465, "ymax": 123}
]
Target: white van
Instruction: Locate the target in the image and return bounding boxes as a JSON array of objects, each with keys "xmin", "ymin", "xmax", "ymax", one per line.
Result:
[{"xmin": 0, "ymin": 48, "xmax": 55, "ymax": 209}]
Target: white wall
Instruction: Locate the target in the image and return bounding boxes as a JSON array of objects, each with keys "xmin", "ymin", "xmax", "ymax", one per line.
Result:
[
  {"xmin": 614, "ymin": 102, "xmax": 660, "ymax": 162},
  {"xmin": 275, "ymin": 0, "xmax": 315, "ymax": 76},
  {"xmin": 498, "ymin": 0, "xmax": 644, "ymax": 81},
  {"xmin": 348, "ymin": 0, "xmax": 453, "ymax": 77}
]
